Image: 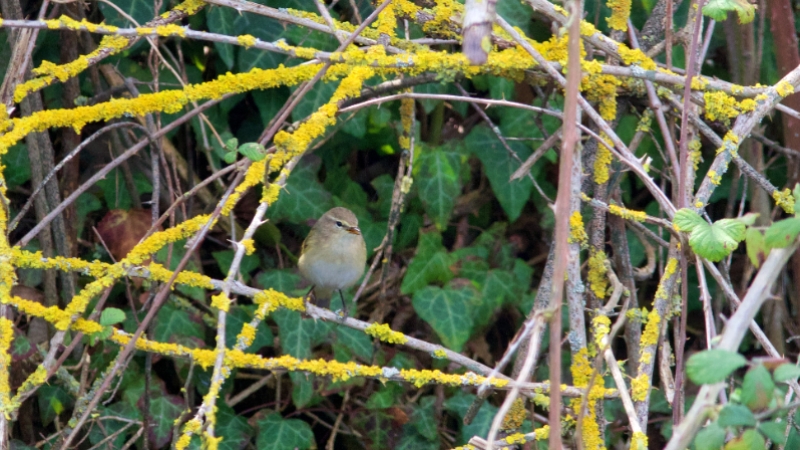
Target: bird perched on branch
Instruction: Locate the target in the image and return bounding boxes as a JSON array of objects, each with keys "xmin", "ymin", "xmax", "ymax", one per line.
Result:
[{"xmin": 298, "ymin": 207, "xmax": 367, "ymax": 316}]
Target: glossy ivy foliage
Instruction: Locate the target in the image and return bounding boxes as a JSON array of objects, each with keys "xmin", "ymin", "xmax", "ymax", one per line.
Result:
[
  {"xmin": 1, "ymin": 0, "xmax": 797, "ymax": 448},
  {"xmin": 688, "ymin": 350, "xmax": 800, "ymax": 450}
]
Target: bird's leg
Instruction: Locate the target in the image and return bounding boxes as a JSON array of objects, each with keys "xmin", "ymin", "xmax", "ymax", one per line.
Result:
[
  {"xmin": 338, "ymin": 289, "xmax": 348, "ymax": 318},
  {"xmin": 304, "ymin": 286, "xmax": 315, "ymax": 307}
]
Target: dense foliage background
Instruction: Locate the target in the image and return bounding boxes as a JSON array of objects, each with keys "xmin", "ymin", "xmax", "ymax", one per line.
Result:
[{"xmin": 1, "ymin": 0, "xmax": 800, "ymax": 448}]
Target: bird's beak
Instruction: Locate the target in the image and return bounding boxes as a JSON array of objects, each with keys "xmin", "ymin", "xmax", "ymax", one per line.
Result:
[{"xmin": 346, "ymin": 226, "xmax": 361, "ymax": 235}]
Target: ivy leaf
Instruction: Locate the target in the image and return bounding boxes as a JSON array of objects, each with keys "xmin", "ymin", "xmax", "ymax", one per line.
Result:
[
  {"xmin": 764, "ymin": 218, "xmax": 800, "ymax": 249},
  {"xmin": 466, "ymin": 126, "xmax": 533, "ymax": 222},
  {"xmin": 686, "ymin": 349, "xmax": 747, "ymax": 384},
  {"xmin": 444, "ymin": 392, "xmax": 498, "ymax": 444},
  {"xmin": 216, "ymin": 405, "xmax": 255, "ymax": 450},
  {"xmin": 226, "ymin": 306, "xmax": 273, "ymax": 350},
  {"xmin": 148, "ymin": 394, "xmax": 185, "ymax": 448},
  {"xmin": 410, "ymin": 396, "xmax": 438, "ymax": 441},
  {"xmin": 412, "ymin": 286, "xmax": 475, "ymax": 351},
  {"xmin": 414, "ymin": 145, "xmax": 462, "ymax": 230},
  {"xmin": 703, "ymin": 0, "xmax": 755, "ymax": 24},
  {"xmin": 154, "ymin": 303, "xmax": 204, "ymax": 348},
  {"xmin": 256, "ymin": 413, "xmax": 314, "ymax": 450},
  {"xmin": 400, "ymin": 232, "xmax": 455, "ymax": 295},
  {"xmin": 273, "ymin": 310, "xmax": 314, "ymax": 359},
  {"xmin": 207, "ymin": 6, "xmax": 237, "ymax": 69},
  {"xmin": 773, "ymin": 363, "xmax": 800, "ymax": 383},
  {"xmin": 673, "ymin": 209, "xmax": 747, "ymax": 262},
  {"xmin": 269, "ymin": 157, "xmax": 333, "ymax": 223},
  {"xmin": 335, "ymin": 325, "xmax": 374, "ymax": 361},
  {"xmin": 740, "ymin": 364, "xmax": 775, "ymax": 411},
  {"xmin": 98, "ymin": 0, "xmax": 165, "ymax": 28},
  {"xmin": 256, "ymin": 269, "xmax": 302, "ymax": 294}
]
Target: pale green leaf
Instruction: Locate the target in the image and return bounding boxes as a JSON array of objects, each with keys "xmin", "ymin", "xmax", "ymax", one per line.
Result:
[
  {"xmin": 746, "ymin": 228, "xmax": 768, "ymax": 269},
  {"xmin": 764, "ymin": 217, "xmax": 800, "ymax": 249},
  {"xmin": 773, "ymin": 364, "xmax": 800, "ymax": 383},
  {"xmin": 740, "ymin": 364, "xmax": 775, "ymax": 411},
  {"xmin": 673, "ymin": 208, "xmax": 705, "ymax": 233},
  {"xmin": 686, "ymin": 349, "xmax": 747, "ymax": 384},
  {"xmin": 703, "ymin": 0, "xmax": 755, "ymax": 24}
]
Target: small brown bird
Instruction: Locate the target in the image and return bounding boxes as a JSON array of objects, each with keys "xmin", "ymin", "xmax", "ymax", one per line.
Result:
[{"xmin": 298, "ymin": 207, "xmax": 367, "ymax": 314}]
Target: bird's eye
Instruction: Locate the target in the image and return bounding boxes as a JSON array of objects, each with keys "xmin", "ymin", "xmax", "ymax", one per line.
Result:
[{"xmin": 335, "ymin": 221, "xmax": 343, "ymax": 227}]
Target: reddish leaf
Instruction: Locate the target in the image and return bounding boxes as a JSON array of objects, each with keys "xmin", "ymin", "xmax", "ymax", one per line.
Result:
[{"xmin": 96, "ymin": 209, "xmax": 158, "ymax": 262}]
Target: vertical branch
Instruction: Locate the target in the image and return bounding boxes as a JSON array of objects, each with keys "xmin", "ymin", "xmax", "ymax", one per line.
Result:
[
  {"xmin": 548, "ymin": 0, "xmax": 583, "ymax": 447},
  {"xmin": 674, "ymin": 0, "xmax": 705, "ymax": 424}
]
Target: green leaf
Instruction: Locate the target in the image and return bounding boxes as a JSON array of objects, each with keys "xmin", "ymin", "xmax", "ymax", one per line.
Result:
[
  {"xmin": 673, "ymin": 209, "xmax": 705, "ymax": 233},
  {"xmin": 154, "ymin": 303, "xmax": 204, "ymax": 348},
  {"xmin": 238, "ymin": 142, "xmax": 268, "ymax": 161},
  {"xmin": 148, "ymin": 394, "xmax": 185, "ymax": 448},
  {"xmin": 686, "ymin": 350, "xmax": 747, "ymax": 384},
  {"xmin": 256, "ymin": 270, "xmax": 302, "ymax": 294},
  {"xmin": 773, "ymin": 364, "xmax": 800, "ymax": 383},
  {"xmin": 674, "ymin": 208, "xmax": 747, "ymax": 262},
  {"xmin": 99, "ymin": 0, "xmax": 165, "ymax": 28},
  {"xmin": 694, "ymin": 422, "xmax": 725, "ymax": 450},
  {"xmin": 100, "ymin": 307, "xmax": 126, "ymax": 326},
  {"xmin": 253, "ymin": 88, "xmax": 290, "ymax": 128},
  {"xmin": 207, "ymin": 6, "xmax": 237, "ymax": 69},
  {"xmin": 400, "ymin": 231, "xmax": 455, "ymax": 295},
  {"xmin": 412, "ymin": 286, "xmax": 475, "ymax": 351},
  {"xmin": 269, "ymin": 157, "xmax": 333, "ymax": 223},
  {"xmin": 410, "ymin": 396, "xmax": 438, "ymax": 441},
  {"xmin": 273, "ymin": 310, "xmax": 314, "ymax": 359},
  {"xmin": 366, "ymin": 383, "xmax": 403, "ymax": 409},
  {"xmin": 466, "ymin": 126, "xmax": 533, "ymax": 222},
  {"xmin": 764, "ymin": 218, "xmax": 800, "ymax": 249},
  {"xmin": 256, "ymin": 413, "xmax": 314, "ymax": 450},
  {"xmin": 724, "ymin": 429, "xmax": 765, "ymax": 450},
  {"xmin": 37, "ymin": 385, "xmax": 73, "ymax": 426},
  {"xmin": 758, "ymin": 421, "xmax": 787, "ymax": 445},
  {"xmin": 2, "ymin": 144, "xmax": 31, "ymax": 189},
  {"xmin": 746, "ymin": 228, "xmax": 769, "ymax": 269},
  {"xmin": 289, "ymin": 371, "xmax": 315, "ymax": 408},
  {"xmin": 335, "ymin": 325, "xmax": 373, "ymax": 361},
  {"xmin": 397, "ymin": 428, "xmax": 439, "ymax": 450},
  {"xmin": 88, "ymin": 403, "xmax": 141, "ymax": 449},
  {"xmin": 444, "ymin": 392, "xmax": 498, "ymax": 444},
  {"xmin": 741, "ymin": 364, "xmax": 775, "ymax": 411},
  {"xmin": 414, "ymin": 145, "xmax": 462, "ymax": 230},
  {"xmin": 703, "ymin": 0, "xmax": 755, "ymax": 24},
  {"xmin": 226, "ymin": 305, "xmax": 274, "ymax": 350},
  {"xmin": 483, "ymin": 269, "xmax": 522, "ymax": 306},
  {"xmin": 216, "ymin": 405, "xmax": 255, "ymax": 450},
  {"xmin": 212, "ymin": 250, "xmax": 259, "ymax": 281},
  {"xmin": 293, "ymin": 81, "xmax": 338, "ymax": 122},
  {"xmin": 717, "ymin": 404, "xmax": 756, "ymax": 428}
]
